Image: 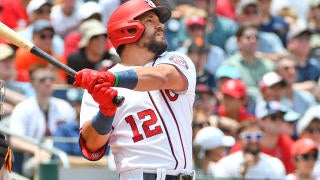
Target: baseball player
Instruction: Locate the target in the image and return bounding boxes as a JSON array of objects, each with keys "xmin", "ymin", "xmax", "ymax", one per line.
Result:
[{"xmin": 73, "ymin": 0, "xmax": 196, "ymax": 179}]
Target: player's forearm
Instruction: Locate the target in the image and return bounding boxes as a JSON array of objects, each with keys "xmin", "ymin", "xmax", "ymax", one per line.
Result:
[
  {"xmin": 81, "ymin": 121, "xmax": 110, "ymax": 152},
  {"xmin": 132, "ymin": 65, "xmax": 187, "ymax": 91}
]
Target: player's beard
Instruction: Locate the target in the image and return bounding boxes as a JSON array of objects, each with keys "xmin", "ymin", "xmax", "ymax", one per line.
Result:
[{"xmin": 145, "ymin": 34, "xmax": 168, "ymax": 56}]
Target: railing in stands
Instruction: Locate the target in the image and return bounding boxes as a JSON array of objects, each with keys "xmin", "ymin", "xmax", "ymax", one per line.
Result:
[{"xmin": 0, "ymin": 122, "xmax": 70, "ymax": 168}]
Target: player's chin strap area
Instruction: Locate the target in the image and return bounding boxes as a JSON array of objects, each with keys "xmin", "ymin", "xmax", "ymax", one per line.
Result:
[{"xmin": 120, "ymin": 168, "xmax": 196, "ymax": 180}]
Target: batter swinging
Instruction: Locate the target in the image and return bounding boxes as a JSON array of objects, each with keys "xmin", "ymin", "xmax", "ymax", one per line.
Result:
[{"xmin": 74, "ymin": 0, "xmax": 196, "ymax": 179}]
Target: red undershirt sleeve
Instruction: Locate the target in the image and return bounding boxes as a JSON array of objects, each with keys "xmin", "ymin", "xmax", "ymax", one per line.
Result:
[{"xmin": 79, "ymin": 133, "xmax": 107, "ymax": 161}]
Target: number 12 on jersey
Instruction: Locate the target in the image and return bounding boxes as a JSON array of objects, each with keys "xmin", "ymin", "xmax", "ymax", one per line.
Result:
[{"xmin": 125, "ymin": 109, "xmax": 163, "ymax": 142}]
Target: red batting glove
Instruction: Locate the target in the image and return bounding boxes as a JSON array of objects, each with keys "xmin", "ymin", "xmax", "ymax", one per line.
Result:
[
  {"xmin": 73, "ymin": 69, "xmax": 115, "ymax": 93},
  {"xmin": 91, "ymin": 82, "xmax": 118, "ymax": 116}
]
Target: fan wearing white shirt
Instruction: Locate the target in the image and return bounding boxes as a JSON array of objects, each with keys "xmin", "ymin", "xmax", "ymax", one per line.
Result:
[{"xmin": 214, "ymin": 120, "xmax": 286, "ymax": 179}]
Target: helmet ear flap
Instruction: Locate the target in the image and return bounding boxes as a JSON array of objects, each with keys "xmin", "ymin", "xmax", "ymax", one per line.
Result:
[{"xmin": 108, "ymin": 20, "xmax": 145, "ymax": 49}]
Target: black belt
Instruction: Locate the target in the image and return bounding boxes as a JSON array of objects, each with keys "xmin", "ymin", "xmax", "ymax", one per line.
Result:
[{"xmin": 143, "ymin": 173, "xmax": 193, "ymax": 180}]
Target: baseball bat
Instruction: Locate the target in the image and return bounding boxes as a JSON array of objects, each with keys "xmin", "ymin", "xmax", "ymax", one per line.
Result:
[{"xmin": 0, "ymin": 22, "xmax": 124, "ymax": 107}]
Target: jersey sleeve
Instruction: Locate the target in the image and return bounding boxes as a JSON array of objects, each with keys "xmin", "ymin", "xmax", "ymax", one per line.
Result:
[{"xmin": 154, "ymin": 52, "xmax": 196, "ymax": 94}]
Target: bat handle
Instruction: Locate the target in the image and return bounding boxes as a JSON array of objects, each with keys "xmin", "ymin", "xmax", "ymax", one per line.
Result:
[
  {"xmin": 70, "ymin": 69, "xmax": 125, "ymax": 107},
  {"xmin": 71, "ymin": 70, "xmax": 125, "ymax": 107},
  {"xmin": 113, "ymin": 95, "xmax": 125, "ymax": 107}
]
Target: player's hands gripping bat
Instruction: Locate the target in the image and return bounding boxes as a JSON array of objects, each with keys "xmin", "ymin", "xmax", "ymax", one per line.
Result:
[
  {"xmin": 0, "ymin": 22, "xmax": 124, "ymax": 107},
  {"xmin": 91, "ymin": 82, "xmax": 118, "ymax": 116},
  {"xmin": 73, "ymin": 69, "xmax": 115, "ymax": 94}
]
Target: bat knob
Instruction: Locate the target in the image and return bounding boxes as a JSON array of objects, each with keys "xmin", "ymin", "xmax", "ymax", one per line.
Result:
[{"xmin": 113, "ymin": 95, "xmax": 125, "ymax": 107}]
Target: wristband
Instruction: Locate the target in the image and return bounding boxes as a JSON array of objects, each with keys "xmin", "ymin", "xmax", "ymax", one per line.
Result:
[
  {"xmin": 114, "ymin": 69, "xmax": 138, "ymax": 89},
  {"xmin": 92, "ymin": 111, "xmax": 114, "ymax": 135}
]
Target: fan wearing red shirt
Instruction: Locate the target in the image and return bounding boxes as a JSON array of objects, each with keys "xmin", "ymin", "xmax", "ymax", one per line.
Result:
[
  {"xmin": 0, "ymin": 0, "xmax": 29, "ymax": 30},
  {"xmin": 215, "ymin": 79, "xmax": 255, "ymax": 123}
]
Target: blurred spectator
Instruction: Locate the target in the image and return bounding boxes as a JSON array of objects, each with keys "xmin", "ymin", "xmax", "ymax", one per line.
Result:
[
  {"xmin": 286, "ymin": 138, "xmax": 319, "ymax": 180},
  {"xmin": 214, "ymin": 65, "xmax": 241, "ymax": 89},
  {"xmin": 63, "ymin": 1, "xmax": 113, "ymax": 59},
  {"xmin": 214, "ymin": 120, "xmax": 286, "ymax": 179},
  {"xmin": 281, "ymin": 111, "xmax": 300, "ymax": 139},
  {"xmin": 257, "ymin": 0, "xmax": 289, "ymax": 46},
  {"xmin": 52, "ymin": 88, "xmax": 108, "ymax": 167},
  {"xmin": 275, "ymin": 56, "xmax": 316, "ymax": 115},
  {"xmin": 214, "ymin": 79, "xmax": 255, "ymax": 138},
  {"xmin": 50, "ymin": 0, "xmax": 81, "ymax": 38},
  {"xmin": 287, "ymin": 26, "xmax": 320, "ymax": 81},
  {"xmin": 193, "ymin": 126, "xmax": 235, "ymax": 176},
  {"xmin": 214, "ymin": 79, "xmax": 255, "ymax": 123},
  {"xmin": 67, "ymin": 19, "xmax": 119, "ymax": 84},
  {"xmin": 286, "ymin": 25, "xmax": 320, "ymax": 97},
  {"xmin": 254, "ymin": 100, "xmax": 295, "ymax": 173},
  {"xmin": 77, "ymin": 1, "xmax": 102, "ymax": 23},
  {"xmin": 193, "ymin": 83, "xmax": 217, "ymax": 117},
  {"xmin": 9, "ymin": 64, "xmax": 75, "ymax": 178},
  {"xmin": 0, "ymin": 43, "xmax": 34, "ymax": 116},
  {"xmin": 297, "ymin": 105, "xmax": 320, "ymax": 149},
  {"xmin": 99, "ymin": 0, "xmax": 120, "ymax": 26},
  {"xmin": 223, "ymin": 23, "xmax": 274, "ymax": 104},
  {"xmin": 270, "ymin": 0, "xmax": 310, "ymax": 27},
  {"xmin": 195, "ymin": 0, "xmax": 238, "ymax": 50},
  {"xmin": 177, "ymin": 15, "xmax": 226, "ymax": 88},
  {"xmin": 296, "ymin": 105, "xmax": 320, "ymax": 178},
  {"xmin": 163, "ymin": 4, "xmax": 193, "ymax": 51},
  {"xmin": 225, "ymin": 0, "xmax": 287, "ymax": 61},
  {"xmin": 27, "ymin": 0, "xmax": 52, "ymax": 22},
  {"xmin": 182, "ymin": 15, "xmax": 207, "ymax": 48},
  {"xmin": 15, "ymin": 20, "xmax": 64, "ymax": 83},
  {"xmin": 193, "ymin": 84, "xmax": 238, "ymax": 140},
  {"xmin": 192, "ymin": 109, "xmax": 211, "ymax": 142},
  {"xmin": 156, "ymin": 0, "xmax": 192, "ymax": 7},
  {"xmin": 277, "ymin": 6, "xmax": 299, "ymax": 30},
  {"xmin": 17, "ymin": 0, "xmax": 64, "ymax": 56},
  {"xmin": 216, "ymin": 0, "xmax": 239, "ymax": 21},
  {"xmin": 308, "ymin": 0, "xmax": 320, "ymax": 50},
  {"xmin": 0, "ymin": 0, "xmax": 30, "ymax": 30},
  {"xmin": 214, "ymin": 65, "xmax": 241, "ymax": 106},
  {"xmin": 53, "ymin": 88, "xmax": 83, "ymax": 157},
  {"xmin": 187, "ymin": 43, "xmax": 216, "ymax": 89},
  {"xmin": 256, "ymin": 71, "xmax": 302, "ymax": 139},
  {"xmin": 62, "ymin": 1, "xmax": 117, "ymax": 78},
  {"xmin": 258, "ymin": 71, "xmax": 287, "ymax": 102}
]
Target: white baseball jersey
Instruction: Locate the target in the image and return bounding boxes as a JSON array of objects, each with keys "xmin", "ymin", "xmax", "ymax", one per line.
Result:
[
  {"xmin": 10, "ymin": 97, "xmax": 76, "ymax": 142},
  {"xmin": 80, "ymin": 51, "xmax": 196, "ymax": 173}
]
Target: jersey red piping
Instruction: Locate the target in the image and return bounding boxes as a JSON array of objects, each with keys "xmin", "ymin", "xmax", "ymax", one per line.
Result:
[
  {"xmin": 160, "ymin": 90, "xmax": 187, "ymax": 169},
  {"xmin": 147, "ymin": 91, "xmax": 179, "ymax": 169}
]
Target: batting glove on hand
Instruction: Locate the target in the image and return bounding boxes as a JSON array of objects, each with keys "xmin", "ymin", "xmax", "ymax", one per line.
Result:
[
  {"xmin": 92, "ymin": 82, "xmax": 118, "ymax": 116},
  {"xmin": 73, "ymin": 69, "xmax": 115, "ymax": 93}
]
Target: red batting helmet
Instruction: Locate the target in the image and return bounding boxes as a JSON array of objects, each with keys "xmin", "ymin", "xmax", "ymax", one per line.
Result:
[{"xmin": 107, "ymin": 0, "xmax": 171, "ymax": 50}]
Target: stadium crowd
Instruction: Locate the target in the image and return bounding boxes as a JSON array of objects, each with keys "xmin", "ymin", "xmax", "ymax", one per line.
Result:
[{"xmin": 0, "ymin": 0, "xmax": 320, "ymax": 179}]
